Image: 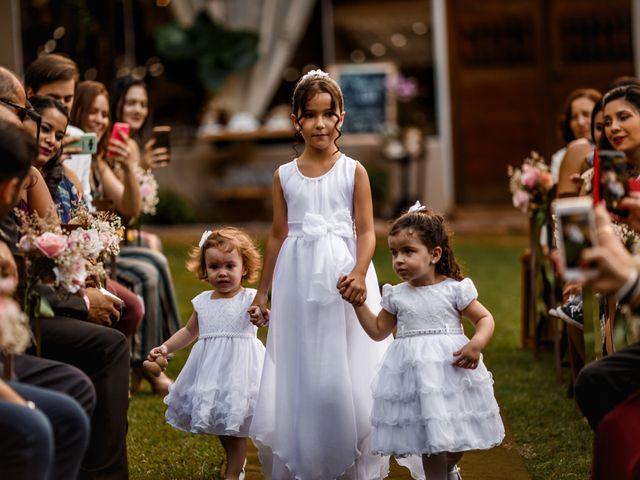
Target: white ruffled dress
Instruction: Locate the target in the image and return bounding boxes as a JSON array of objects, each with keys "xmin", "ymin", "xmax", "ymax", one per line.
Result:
[
  {"xmin": 250, "ymin": 155, "xmax": 393, "ymax": 480},
  {"xmin": 371, "ymin": 278, "xmax": 505, "ymax": 457},
  {"xmin": 164, "ymin": 288, "xmax": 265, "ymax": 437}
]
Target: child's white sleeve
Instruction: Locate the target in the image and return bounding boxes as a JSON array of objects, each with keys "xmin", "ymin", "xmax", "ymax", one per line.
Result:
[
  {"xmin": 380, "ymin": 284, "xmax": 397, "ymax": 314},
  {"xmin": 456, "ymin": 278, "xmax": 478, "ymax": 311}
]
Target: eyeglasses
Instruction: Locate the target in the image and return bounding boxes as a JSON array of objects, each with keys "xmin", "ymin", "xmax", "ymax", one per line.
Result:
[{"xmin": 0, "ymin": 98, "xmax": 42, "ymax": 141}]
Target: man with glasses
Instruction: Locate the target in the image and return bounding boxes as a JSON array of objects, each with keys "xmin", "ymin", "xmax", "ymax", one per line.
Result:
[{"xmin": 0, "ymin": 67, "xmax": 41, "ymax": 140}]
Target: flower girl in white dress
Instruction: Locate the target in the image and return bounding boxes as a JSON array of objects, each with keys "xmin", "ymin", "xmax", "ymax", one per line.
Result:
[
  {"xmin": 147, "ymin": 227, "xmax": 265, "ymax": 480},
  {"xmin": 339, "ymin": 203, "xmax": 505, "ymax": 480},
  {"xmin": 248, "ymin": 70, "xmax": 392, "ymax": 479}
]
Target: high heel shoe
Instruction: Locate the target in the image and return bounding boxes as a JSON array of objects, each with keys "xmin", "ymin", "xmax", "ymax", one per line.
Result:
[{"xmin": 130, "ymin": 366, "xmax": 172, "ymax": 395}]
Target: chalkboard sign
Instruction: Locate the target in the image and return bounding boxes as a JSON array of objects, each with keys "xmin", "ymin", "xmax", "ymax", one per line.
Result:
[{"xmin": 329, "ymin": 63, "xmax": 397, "ymax": 135}]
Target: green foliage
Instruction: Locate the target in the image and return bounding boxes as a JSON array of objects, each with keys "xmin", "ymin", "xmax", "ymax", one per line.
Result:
[
  {"xmin": 129, "ymin": 232, "xmax": 592, "ymax": 479},
  {"xmin": 143, "ymin": 189, "xmax": 198, "ymax": 225},
  {"xmin": 367, "ymin": 163, "xmax": 390, "ymax": 215},
  {"xmin": 156, "ymin": 11, "xmax": 260, "ymax": 92}
]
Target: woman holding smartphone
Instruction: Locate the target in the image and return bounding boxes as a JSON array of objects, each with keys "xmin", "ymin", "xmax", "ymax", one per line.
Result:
[
  {"xmin": 70, "ymin": 81, "xmax": 140, "ymax": 219},
  {"xmin": 71, "ymin": 81, "xmax": 181, "ymax": 395},
  {"xmin": 602, "ymin": 85, "xmax": 640, "ymax": 232},
  {"xmin": 110, "ymin": 76, "xmax": 169, "ymax": 170}
]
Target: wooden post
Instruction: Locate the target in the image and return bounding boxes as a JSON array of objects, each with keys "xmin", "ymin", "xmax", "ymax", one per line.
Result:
[{"xmin": 528, "ymin": 214, "xmax": 539, "ymax": 358}]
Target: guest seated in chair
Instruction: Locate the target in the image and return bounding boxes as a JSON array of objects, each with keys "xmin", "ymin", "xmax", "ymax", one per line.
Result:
[{"xmin": 0, "ymin": 63, "xmax": 130, "ymax": 480}]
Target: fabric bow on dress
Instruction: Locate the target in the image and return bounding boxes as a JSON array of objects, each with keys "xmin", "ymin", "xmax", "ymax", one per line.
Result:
[{"xmin": 301, "ymin": 208, "xmax": 355, "ymax": 305}]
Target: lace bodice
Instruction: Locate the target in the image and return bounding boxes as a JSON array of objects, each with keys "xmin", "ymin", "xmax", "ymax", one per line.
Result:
[
  {"xmin": 381, "ymin": 278, "xmax": 477, "ymax": 336},
  {"xmin": 191, "ymin": 288, "xmax": 258, "ymax": 338}
]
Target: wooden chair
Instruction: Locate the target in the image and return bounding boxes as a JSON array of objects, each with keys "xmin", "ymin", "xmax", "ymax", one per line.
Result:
[{"xmin": 521, "ymin": 185, "xmax": 564, "ymax": 382}]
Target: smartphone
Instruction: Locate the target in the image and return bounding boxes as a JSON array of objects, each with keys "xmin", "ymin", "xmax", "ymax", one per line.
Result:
[
  {"xmin": 553, "ymin": 197, "xmax": 598, "ymax": 281},
  {"xmin": 599, "ymin": 150, "xmax": 629, "ymax": 214},
  {"xmin": 152, "ymin": 126, "xmax": 171, "ymax": 152},
  {"xmin": 67, "ymin": 132, "xmax": 97, "ymax": 155},
  {"xmin": 110, "ymin": 122, "xmax": 130, "ymax": 142}
]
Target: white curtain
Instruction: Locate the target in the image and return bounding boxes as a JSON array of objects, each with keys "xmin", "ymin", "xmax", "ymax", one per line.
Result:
[{"xmin": 169, "ymin": 0, "xmax": 316, "ymax": 119}]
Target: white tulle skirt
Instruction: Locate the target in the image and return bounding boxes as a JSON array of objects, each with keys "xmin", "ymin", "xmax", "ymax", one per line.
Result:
[
  {"xmin": 164, "ymin": 336, "xmax": 265, "ymax": 436},
  {"xmin": 250, "ymin": 236, "xmax": 392, "ymax": 480},
  {"xmin": 370, "ymin": 334, "xmax": 505, "ymax": 457}
]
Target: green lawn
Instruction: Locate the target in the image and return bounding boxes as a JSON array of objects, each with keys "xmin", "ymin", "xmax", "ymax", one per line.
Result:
[{"xmin": 128, "ymin": 232, "xmax": 592, "ymax": 480}]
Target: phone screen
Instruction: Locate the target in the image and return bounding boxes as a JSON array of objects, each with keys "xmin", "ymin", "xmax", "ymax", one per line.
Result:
[
  {"xmin": 559, "ymin": 211, "xmax": 595, "ymax": 273},
  {"xmin": 600, "ymin": 150, "xmax": 629, "ymax": 214},
  {"xmin": 153, "ymin": 127, "xmax": 171, "ymax": 152}
]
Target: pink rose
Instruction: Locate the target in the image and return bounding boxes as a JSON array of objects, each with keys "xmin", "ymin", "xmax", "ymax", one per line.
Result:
[
  {"xmin": 521, "ymin": 165, "xmax": 540, "ymax": 188},
  {"xmin": 35, "ymin": 232, "xmax": 68, "ymax": 258}
]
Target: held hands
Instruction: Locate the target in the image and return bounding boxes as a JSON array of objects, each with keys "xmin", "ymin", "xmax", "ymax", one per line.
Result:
[
  {"xmin": 248, "ymin": 293, "xmax": 270, "ymax": 327},
  {"xmin": 145, "ymin": 345, "xmax": 169, "ymax": 377},
  {"xmin": 142, "ymin": 138, "xmax": 169, "ymax": 169},
  {"xmin": 336, "ymin": 272, "xmax": 367, "ymax": 306},
  {"xmin": 148, "ymin": 344, "xmax": 169, "ymax": 361},
  {"xmin": 452, "ymin": 338, "xmax": 482, "ymax": 369}
]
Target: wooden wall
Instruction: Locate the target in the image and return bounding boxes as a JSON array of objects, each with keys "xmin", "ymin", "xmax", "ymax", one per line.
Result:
[{"xmin": 447, "ymin": 0, "xmax": 635, "ymax": 204}]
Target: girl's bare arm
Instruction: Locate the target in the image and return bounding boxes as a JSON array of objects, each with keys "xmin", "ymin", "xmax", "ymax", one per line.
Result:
[{"xmin": 250, "ymin": 171, "xmax": 288, "ymax": 322}]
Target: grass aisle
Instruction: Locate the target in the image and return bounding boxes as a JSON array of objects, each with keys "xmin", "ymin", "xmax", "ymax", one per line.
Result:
[{"xmin": 128, "ymin": 231, "xmax": 592, "ymax": 479}]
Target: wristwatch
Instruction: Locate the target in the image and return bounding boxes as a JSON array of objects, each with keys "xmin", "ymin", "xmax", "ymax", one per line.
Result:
[{"xmin": 25, "ymin": 400, "xmax": 36, "ymax": 410}]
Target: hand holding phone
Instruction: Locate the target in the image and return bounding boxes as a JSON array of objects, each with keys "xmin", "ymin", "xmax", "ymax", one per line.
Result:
[
  {"xmin": 66, "ymin": 133, "xmax": 97, "ymax": 155},
  {"xmin": 107, "ymin": 122, "xmax": 131, "ymax": 160},
  {"xmin": 582, "ymin": 203, "xmax": 637, "ymax": 295},
  {"xmin": 599, "ymin": 150, "xmax": 629, "ymax": 215},
  {"xmin": 553, "ymin": 197, "xmax": 598, "ymax": 281},
  {"xmin": 146, "ymin": 126, "xmax": 171, "ymax": 168}
]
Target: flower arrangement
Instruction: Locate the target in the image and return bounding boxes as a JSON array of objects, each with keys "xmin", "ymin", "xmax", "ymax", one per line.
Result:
[
  {"xmin": 16, "ymin": 209, "xmax": 87, "ymax": 294},
  {"xmin": 71, "ymin": 204, "xmax": 123, "ymax": 258},
  {"xmin": 16, "ymin": 205, "xmax": 123, "ymax": 294},
  {"xmin": 611, "ymin": 221, "xmax": 640, "ymax": 253},
  {"xmin": 136, "ymin": 167, "xmax": 159, "ymax": 216},
  {"xmin": 508, "ymin": 151, "xmax": 554, "ymax": 213}
]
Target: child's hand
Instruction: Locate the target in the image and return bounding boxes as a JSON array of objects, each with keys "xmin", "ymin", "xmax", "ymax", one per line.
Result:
[
  {"xmin": 337, "ymin": 272, "xmax": 367, "ymax": 306},
  {"xmin": 148, "ymin": 345, "xmax": 168, "ymax": 362},
  {"xmin": 452, "ymin": 339, "xmax": 482, "ymax": 369},
  {"xmin": 248, "ymin": 305, "xmax": 269, "ymax": 327},
  {"xmin": 249, "ymin": 292, "xmax": 269, "ymax": 326}
]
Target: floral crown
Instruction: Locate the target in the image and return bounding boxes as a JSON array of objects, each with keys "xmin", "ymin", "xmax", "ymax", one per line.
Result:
[{"xmin": 300, "ymin": 69, "xmax": 331, "ymax": 83}]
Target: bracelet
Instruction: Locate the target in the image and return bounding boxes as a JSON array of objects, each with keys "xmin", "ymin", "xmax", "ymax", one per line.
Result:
[
  {"xmin": 615, "ymin": 269, "xmax": 640, "ymax": 303},
  {"xmin": 25, "ymin": 400, "xmax": 36, "ymax": 410}
]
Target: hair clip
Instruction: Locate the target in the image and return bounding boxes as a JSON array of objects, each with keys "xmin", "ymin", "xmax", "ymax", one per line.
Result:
[
  {"xmin": 408, "ymin": 201, "xmax": 427, "ymax": 213},
  {"xmin": 301, "ymin": 69, "xmax": 330, "ymax": 82},
  {"xmin": 198, "ymin": 230, "xmax": 212, "ymax": 249}
]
